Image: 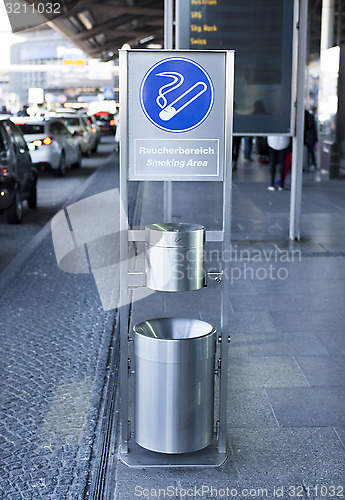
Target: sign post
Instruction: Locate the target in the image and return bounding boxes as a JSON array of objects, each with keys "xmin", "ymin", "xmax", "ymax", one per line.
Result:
[{"xmin": 119, "ymin": 49, "xmax": 233, "ymax": 467}]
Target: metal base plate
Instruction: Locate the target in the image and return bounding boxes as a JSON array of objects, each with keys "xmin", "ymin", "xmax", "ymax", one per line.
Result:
[{"xmin": 120, "ymin": 438, "xmax": 227, "ymax": 468}]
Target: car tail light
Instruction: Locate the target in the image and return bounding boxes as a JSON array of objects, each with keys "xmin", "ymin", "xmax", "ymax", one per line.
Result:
[
  {"xmin": 42, "ymin": 137, "xmax": 52, "ymax": 145},
  {"xmin": 0, "ymin": 167, "xmax": 8, "ymax": 175},
  {"xmin": 92, "ymin": 126, "xmax": 96, "ymax": 134},
  {"xmin": 109, "ymin": 119, "xmax": 115, "ymax": 126}
]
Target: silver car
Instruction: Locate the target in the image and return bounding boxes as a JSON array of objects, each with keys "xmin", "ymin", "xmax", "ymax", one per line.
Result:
[
  {"xmin": 49, "ymin": 113, "xmax": 93, "ymax": 157},
  {"xmin": 12, "ymin": 117, "xmax": 82, "ymax": 177}
]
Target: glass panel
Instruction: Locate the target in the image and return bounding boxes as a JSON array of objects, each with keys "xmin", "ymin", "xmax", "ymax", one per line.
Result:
[
  {"xmin": 16, "ymin": 123, "xmax": 45, "ymax": 135},
  {"xmin": 7, "ymin": 123, "xmax": 26, "ymax": 149},
  {"xmin": 60, "ymin": 117, "xmax": 80, "ymax": 126},
  {"xmin": 177, "ymin": 0, "xmax": 294, "ymax": 135}
]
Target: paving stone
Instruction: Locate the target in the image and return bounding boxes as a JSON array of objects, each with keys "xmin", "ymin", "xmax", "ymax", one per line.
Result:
[
  {"xmin": 333, "ymin": 426, "xmax": 345, "ymax": 449},
  {"xmin": 295, "ymin": 355, "xmax": 345, "ymax": 386},
  {"xmin": 266, "ymin": 387, "xmax": 345, "ymax": 427},
  {"xmin": 227, "ymin": 389, "xmax": 278, "ymax": 428},
  {"xmin": 228, "ymin": 311, "xmax": 276, "ymax": 334},
  {"xmin": 269, "ymin": 310, "xmax": 344, "ymax": 332},
  {"xmin": 229, "ymin": 427, "xmax": 345, "ymax": 480},
  {"xmin": 228, "ymin": 357, "xmax": 308, "ymax": 389},
  {"xmin": 243, "ymin": 332, "xmax": 329, "ymax": 357},
  {"xmin": 231, "ymin": 293, "xmax": 300, "ymax": 312}
]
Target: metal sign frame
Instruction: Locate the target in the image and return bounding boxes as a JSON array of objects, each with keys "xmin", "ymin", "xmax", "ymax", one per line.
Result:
[{"xmin": 119, "ymin": 48, "xmax": 234, "ymax": 467}]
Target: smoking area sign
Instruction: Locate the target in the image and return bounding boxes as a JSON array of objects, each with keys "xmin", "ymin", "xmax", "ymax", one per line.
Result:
[{"xmin": 125, "ymin": 50, "xmax": 230, "ymax": 181}]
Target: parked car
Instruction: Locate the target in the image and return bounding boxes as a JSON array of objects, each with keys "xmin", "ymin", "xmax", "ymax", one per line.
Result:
[
  {"xmin": 49, "ymin": 112, "xmax": 93, "ymax": 157},
  {"xmin": 84, "ymin": 115, "xmax": 101, "ymax": 153},
  {"xmin": 0, "ymin": 118, "xmax": 37, "ymax": 224},
  {"xmin": 93, "ymin": 111, "xmax": 116, "ymax": 135},
  {"xmin": 12, "ymin": 117, "xmax": 82, "ymax": 177}
]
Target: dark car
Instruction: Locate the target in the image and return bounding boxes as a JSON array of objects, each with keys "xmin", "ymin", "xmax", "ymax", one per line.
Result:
[
  {"xmin": 0, "ymin": 118, "xmax": 37, "ymax": 224},
  {"xmin": 93, "ymin": 111, "xmax": 116, "ymax": 135},
  {"xmin": 84, "ymin": 115, "xmax": 101, "ymax": 153}
]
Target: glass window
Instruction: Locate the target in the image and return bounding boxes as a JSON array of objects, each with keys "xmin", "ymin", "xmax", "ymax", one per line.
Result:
[
  {"xmin": 0, "ymin": 125, "xmax": 8, "ymax": 152},
  {"xmin": 15, "ymin": 123, "xmax": 45, "ymax": 135},
  {"xmin": 60, "ymin": 117, "xmax": 80, "ymax": 127},
  {"xmin": 5, "ymin": 122, "xmax": 27, "ymax": 149},
  {"xmin": 48, "ymin": 121, "xmax": 67, "ymax": 135}
]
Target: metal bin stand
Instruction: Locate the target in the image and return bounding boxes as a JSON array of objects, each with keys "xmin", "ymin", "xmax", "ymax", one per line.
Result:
[{"xmin": 134, "ymin": 317, "xmax": 216, "ymax": 454}]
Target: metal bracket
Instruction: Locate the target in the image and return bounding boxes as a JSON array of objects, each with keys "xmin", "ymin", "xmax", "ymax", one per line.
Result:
[
  {"xmin": 206, "ymin": 271, "xmax": 223, "ymax": 286},
  {"xmin": 127, "ymin": 271, "xmax": 145, "ymax": 288},
  {"xmin": 128, "ymin": 229, "xmax": 146, "ymax": 242},
  {"xmin": 205, "ymin": 230, "xmax": 224, "ymax": 242}
]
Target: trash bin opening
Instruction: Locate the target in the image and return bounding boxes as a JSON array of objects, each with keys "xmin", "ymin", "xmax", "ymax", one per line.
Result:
[{"xmin": 133, "ymin": 317, "xmax": 214, "ymax": 340}]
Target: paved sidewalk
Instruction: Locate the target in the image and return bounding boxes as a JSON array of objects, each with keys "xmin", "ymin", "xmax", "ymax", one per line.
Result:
[
  {"xmin": 1, "ymin": 148, "xmax": 344, "ymax": 499},
  {"xmin": 114, "ymin": 158, "xmax": 345, "ymax": 499}
]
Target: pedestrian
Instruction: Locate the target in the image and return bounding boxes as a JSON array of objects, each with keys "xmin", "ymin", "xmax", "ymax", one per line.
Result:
[
  {"xmin": 243, "ymin": 136, "xmax": 253, "ymax": 162},
  {"xmin": 114, "ymin": 112, "xmax": 120, "ymax": 152},
  {"xmin": 243, "ymin": 101, "xmax": 268, "ymax": 163},
  {"xmin": 17, "ymin": 105, "xmax": 29, "ymax": 117},
  {"xmin": 267, "ymin": 135, "xmax": 291, "ymax": 191},
  {"xmin": 232, "ymin": 136, "xmax": 242, "ymax": 170},
  {"xmin": 304, "ymin": 109, "xmax": 317, "ymax": 170}
]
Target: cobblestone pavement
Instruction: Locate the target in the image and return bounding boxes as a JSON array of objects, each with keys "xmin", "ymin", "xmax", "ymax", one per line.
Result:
[{"xmin": 0, "ymin": 153, "xmax": 124, "ymax": 500}]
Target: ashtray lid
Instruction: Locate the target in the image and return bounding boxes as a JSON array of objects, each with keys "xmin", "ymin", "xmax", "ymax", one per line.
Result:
[{"xmin": 145, "ymin": 222, "xmax": 205, "ymax": 248}]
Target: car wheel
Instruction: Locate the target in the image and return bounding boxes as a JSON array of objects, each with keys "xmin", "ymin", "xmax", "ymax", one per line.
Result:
[
  {"xmin": 6, "ymin": 189, "xmax": 23, "ymax": 224},
  {"xmin": 54, "ymin": 152, "xmax": 66, "ymax": 177},
  {"xmin": 71, "ymin": 148, "xmax": 82, "ymax": 169},
  {"xmin": 28, "ymin": 180, "xmax": 37, "ymax": 209}
]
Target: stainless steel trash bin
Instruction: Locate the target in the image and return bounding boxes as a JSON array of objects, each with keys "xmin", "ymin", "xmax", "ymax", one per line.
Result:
[
  {"xmin": 134, "ymin": 317, "xmax": 216, "ymax": 454},
  {"xmin": 145, "ymin": 223, "xmax": 205, "ymax": 292}
]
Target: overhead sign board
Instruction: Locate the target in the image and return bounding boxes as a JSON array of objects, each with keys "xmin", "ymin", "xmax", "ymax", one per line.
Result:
[
  {"xmin": 122, "ymin": 50, "xmax": 233, "ymax": 181},
  {"xmin": 176, "ymin": 0, "xmax": 294, "ymax": 136}
]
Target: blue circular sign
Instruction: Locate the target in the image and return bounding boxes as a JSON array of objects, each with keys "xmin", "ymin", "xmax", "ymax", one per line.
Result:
[{"xmin": 139, "ymin": 57, "xmax": 214, "ymax": 133}]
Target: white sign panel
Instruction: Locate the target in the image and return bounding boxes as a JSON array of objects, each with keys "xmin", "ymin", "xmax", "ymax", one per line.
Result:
[{"xmin": 124, "ymin": 50, "xmax": 232, "ymax": 181}]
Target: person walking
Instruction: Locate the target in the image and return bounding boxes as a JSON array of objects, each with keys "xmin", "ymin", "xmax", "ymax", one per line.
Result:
[
  {"xmin": 267, "ymin": 135, "xmax": 290, "ymax": 190},
  {"xmin": 304, "ymin": 109, "xmax": 317, "ymax": 170},
  {"xmin": 232, "ymin": 136, "xmax": 242, "ymax": 170}
]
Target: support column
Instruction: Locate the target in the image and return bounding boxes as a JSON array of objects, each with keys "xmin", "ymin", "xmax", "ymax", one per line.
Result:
[
  {"xmin": 321, "ymin": 0, "xmax": 335, "ymax": 51},
  {"xmin": 289, "ymin": 0, "xmax": 308, "ymax": 240},
  {"xmin": 318, "ymin": 0, "xmax": 337, "ymax": 179},
  {"xmin": 163, "ymin": 0, "xmax": 173, "ymax": 222}
]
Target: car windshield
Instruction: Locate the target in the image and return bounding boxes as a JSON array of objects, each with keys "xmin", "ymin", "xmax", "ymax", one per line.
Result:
[
  {"xmin": 16, "ymin": 123, "xmax": 45, "ymax": 134},
  {"xmin": 60, "ymin": 117, "xmax": 80, "ymax": 126}
]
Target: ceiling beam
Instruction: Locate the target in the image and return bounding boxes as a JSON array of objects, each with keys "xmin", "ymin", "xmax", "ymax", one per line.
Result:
[
  {"xmin": 56, "ymin": 2, "xmax": 163, "ymax": 21},
  {"xmin": 87, "ymin": 34, "xmax": 154, "ymax": 55},
  {"xmin": 72, "ymin": 16, "xmax": 162, "ymax": 41}
]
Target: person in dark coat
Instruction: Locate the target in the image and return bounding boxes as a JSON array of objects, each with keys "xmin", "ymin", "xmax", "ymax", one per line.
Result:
[{"xmin": 304, "ymin": 109, "xmax": 317, "ymax": 170}]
